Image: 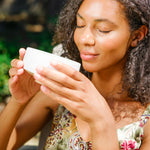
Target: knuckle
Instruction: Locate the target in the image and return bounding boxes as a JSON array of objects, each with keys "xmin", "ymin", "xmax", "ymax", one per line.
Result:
[
  {"xmin": 56, "ymin": 95, "xmax": 64, "ymax": 104},
  {"xmin": 72, "ymin": 103, "xmax": 81, "ymax": 112},
  {"xmin": 9, "ymin": 68, "xmax": 15, "ymax": 76},
  {"xmin": 80, "ymin": 86, "xmax": 86, "ymax": 92},
  {"xmin": 40, "ymin": 76, "xmax": 45, "ymax": 83},
  {"xmin": 76, "ymin": 92, "xmax": 85, "ymax": 101},
  {"xmin": 62, "ymin": 87, "xmax": 69, "ymax": 94},
  {"xmin": 78, "ymin": 82, "xmax": 87, "ymax": 92},
  {"xmin": 11, "ymin": 59, "xmax": 20, "ymax": 67},
  {"xmin": 42, "ymin": 66, "xmax": 50, "ymax": 75},
  {"xmin": 61, "ymin": 74, "xmax": 69, "ymax": 83},
  {"xmin": 10, "ymin": 59, "xmax": 15, "ymax": 66},
  {"xmin": 70, "ymin": 69, "xmax": 77, "ymax": 78}
]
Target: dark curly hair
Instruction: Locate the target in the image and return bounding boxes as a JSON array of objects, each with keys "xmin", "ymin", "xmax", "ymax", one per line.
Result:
[{"xmin": 52, "ymin": 0, "xmax": 150, "ymax": 104}]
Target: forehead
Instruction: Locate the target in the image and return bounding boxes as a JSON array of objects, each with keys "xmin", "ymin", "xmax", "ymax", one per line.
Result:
[{"xmin": 78, "ymin": 0, "xmax": 125, "ymax": 22}]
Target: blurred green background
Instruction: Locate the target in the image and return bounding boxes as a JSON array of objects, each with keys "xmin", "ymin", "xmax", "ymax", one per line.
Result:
[{"xmin": 0, "ymin": 0, "xmax": 66, "ymax": 102}]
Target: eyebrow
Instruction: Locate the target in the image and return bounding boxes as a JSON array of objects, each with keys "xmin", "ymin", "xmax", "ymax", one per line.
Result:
[{"xmin": 77, "ymin": 13, "xmax": 116, "ymax": 26}]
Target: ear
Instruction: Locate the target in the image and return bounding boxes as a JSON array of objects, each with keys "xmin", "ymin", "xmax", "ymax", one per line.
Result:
[{"xmin": 130, "ymin": 25, "xmax": 148, "ymax": 47}]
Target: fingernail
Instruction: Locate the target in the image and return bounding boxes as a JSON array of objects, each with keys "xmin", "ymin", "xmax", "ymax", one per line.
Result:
[
  {"xmin": 50, "ymin": 60, "xmax": 57, "ymax": 66},
  {"xmin": 41, "ymin": 85, "xmax": 47, "ymax": 92},
  {"xmin": 18, "ymin": 61, "xmax": 24, "ymax": 67},
  {"xmin": 34, "ymin": 73, "xmax": 41, "ymax": 80},
  {"xmin": 19, "ymin": 48, "xmax": 25, "ymax": 52},
  {"xmin": 36, "ymin": 66, "xmax": 43, "ymax": 73},
  {"xmin": 17, "ymin": 69, "xmax": 24, "ymax": 75}
]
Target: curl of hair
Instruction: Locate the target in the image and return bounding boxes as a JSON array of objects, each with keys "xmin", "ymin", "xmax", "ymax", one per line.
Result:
[
  {"xmin": 53, "ymin": 0, "xmax": 82, "ymax": 61},
  {"xmin": 52, "ymin": 0, "xmax": 90, "ymax": 77},
  {"xmin": 117, "ymin": 0, "xmax": 150, "ymax": 104},
  {"xmin": 53, "ymin": 0, "xmax": 150, "ymax": 104}
]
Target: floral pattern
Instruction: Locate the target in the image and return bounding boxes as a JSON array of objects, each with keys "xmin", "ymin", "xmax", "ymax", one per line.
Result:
[
  {"xmin": 118, "ymin": 105, "xmax": 150, "ymax": 150},
  {"xmin": 44, "ymin": 105, "xmax": 150, "ymax": 150}
]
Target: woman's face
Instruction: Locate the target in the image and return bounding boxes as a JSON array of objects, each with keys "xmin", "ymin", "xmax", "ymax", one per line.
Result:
[{"xmin": 74, "ymin": 0, "xmax": 131, "ymax": 73}]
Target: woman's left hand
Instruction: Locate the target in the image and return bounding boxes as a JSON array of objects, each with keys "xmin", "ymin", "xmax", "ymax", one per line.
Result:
[{"xmin": 33, "ymin": 61, "xmax": 113, "ymax": 125}]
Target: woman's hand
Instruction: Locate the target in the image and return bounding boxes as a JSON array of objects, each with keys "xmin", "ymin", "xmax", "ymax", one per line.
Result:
[
  {"xmin": 33, "ymin": 61, "xmax": 113, "ymax": 125},
  {"xmin": 9, "ymin": 48, "xmax": 40, "ymax": 104},
  {"xmin": 33, "ymin": 61, "xmax": 119, "ymax": 149}
]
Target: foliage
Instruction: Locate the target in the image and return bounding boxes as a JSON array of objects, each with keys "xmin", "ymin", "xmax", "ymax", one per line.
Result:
[
  {"xmin": 0, "ymin": 29, "xmax": 54, "ymax": 58},
  {"xmin": 0, "ymin": 19, "xmax": 56, "ymax": 102},
  {"xmin": 0, "ymin": 54, "xmax": 11, "ymax": 102}
]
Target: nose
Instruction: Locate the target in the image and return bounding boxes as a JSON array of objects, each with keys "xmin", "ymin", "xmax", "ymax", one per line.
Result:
[{"xmin": 80, "ymin": 27, "xmax": 95, "ymax": 46}]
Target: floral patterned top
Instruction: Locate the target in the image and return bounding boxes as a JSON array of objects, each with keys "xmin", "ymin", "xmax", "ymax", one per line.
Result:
[{"xmin": 44, "ymin": 105, "xmax": 150, "ymax": 150}]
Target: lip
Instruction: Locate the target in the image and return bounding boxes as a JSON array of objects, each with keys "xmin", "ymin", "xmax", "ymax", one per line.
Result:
[{"xmin": 80, "ymin": 52, "xmax": 99, "ymax": 61}]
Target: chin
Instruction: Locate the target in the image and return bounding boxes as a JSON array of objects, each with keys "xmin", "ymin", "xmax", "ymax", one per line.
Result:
[{"xmin": 82, "ymin": 63, "xmax": 98, "ymax": 73}]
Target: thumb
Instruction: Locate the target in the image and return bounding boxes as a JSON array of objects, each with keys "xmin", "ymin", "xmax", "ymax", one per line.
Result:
[{"xmin": 19, "ymin": 48, "xmax": 26, "ymax": 60}]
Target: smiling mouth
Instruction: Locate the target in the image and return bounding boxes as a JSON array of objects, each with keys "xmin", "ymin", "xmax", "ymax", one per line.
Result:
[{"xmin": 80, "ymin": 53, "xmax": 99, "ymax": 61}]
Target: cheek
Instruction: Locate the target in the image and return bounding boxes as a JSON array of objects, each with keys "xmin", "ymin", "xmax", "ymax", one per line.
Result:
[
  {"xmin": 98, "ymin": 32, "xmax": 130, "ymax": 54},
  {"xmin": 74, "ymin": 30, "xmax": 79, "ymax": 47},
  {"xmin": 95, "ymin": 33, "xmax": 131, "ymax": 70}
]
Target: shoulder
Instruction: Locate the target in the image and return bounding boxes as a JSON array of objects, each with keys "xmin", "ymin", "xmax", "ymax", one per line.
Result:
[
  {"xmin": 143, "ymin": 105, "xmax": 150, "ymax": 137},
  {"xmin": 140, "ymin": 103, "xmax": 150, "ymax": 149},
  {"xmin": 140, "ymin": 118, "xmax": 150, "ymax": 149}
]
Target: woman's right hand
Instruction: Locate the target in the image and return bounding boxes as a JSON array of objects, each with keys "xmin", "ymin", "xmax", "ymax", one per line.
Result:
[{"xmin": 9, "ymin": 48, "xmax": 40, "ymax": 104}]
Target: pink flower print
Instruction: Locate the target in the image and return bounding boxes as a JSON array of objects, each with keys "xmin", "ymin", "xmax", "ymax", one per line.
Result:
[
  {"xmin": 128, "ymin": 140, "xmax": 135, "ymax": 149},
  {"xmin": 121, "ymin": 140, "xmax": 136, "ymax": 150},
  {"xmin": 145, "ymin": 116, "xmax": 149, "ymax": 119},
  {"xmin": 139, "ymin": 122, "xmax": 143, "ymax": 127},
  {"xmin": 121, "ymin": 140, "xmax": 128, "ymax": 150}
]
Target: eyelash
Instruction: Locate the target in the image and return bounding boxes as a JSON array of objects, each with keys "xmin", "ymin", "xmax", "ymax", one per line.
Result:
[
  {"xmin": 76, "ymin": 25, "xmax": 111, "ymax": 34},
  {"xmin": 76, "ymin": 25, "xmax": 85, "ymax": 28},
  {"xmin": 97, "ymin": 29, "xmax": 111, "ymax": 34}
]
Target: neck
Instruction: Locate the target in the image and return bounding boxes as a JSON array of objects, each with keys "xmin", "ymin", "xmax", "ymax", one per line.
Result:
[{"xmin": 91, "ymin": 64, "xmax": 123, "ymax": 100}]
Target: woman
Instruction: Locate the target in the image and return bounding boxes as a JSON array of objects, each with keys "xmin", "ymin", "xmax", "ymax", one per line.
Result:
[{"xmin": 1, "ymin": 0, "xmax": 150, "ymax": 149}]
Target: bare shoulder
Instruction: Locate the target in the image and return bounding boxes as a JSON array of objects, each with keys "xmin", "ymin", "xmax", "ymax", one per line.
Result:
[
  {"xmin": 140, "ymin": 117, "xmax": 150, "ymax": 149},
  {"xmin": 143, "ymin": 117, "xmax": 150, "ymax": 138}
]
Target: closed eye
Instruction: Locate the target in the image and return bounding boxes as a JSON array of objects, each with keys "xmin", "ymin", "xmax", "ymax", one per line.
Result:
[
  {"xmin": 97, "ymin": 29, "xmax": 111, "ymax": 34},
  {"xmin": 76, "ymin": 25, "xmax": 85, "ymax": 28}
]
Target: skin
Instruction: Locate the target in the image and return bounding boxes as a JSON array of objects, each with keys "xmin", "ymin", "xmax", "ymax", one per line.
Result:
[
  {"xmin": 0, "ymin": 0, "xmax": 149, "ymax": 149},
  {"xmin": 74, "ymin": 0, "xmax": 131, "ymax": 98},
  {"xmin": 74, "ymin": 0, "xmax": 131, "ymax": 73},
  {"xmin": 0, "ymin": 49, "xmax": 59, "ymax": 150}
]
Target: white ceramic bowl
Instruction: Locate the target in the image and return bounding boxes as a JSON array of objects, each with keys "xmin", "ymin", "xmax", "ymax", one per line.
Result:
[{"xmin": 23, "ymin": 47, "xmax": 81, "ymax": 75}]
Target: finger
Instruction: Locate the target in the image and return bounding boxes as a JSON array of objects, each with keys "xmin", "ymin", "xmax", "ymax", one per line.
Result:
[
  {"xmin": 50, "ymin": 61, "xmax": 85, "ymax": 81},
  {"xmin": 35, "ymin": 66, "xmax": 79, "ymax": 89},
  {"xmin": 9, "ymin": 68, "xmax": 24, "ymax": 77},
  {"xmin": 9, "ymin": 75, "xmax": 18, "ymax": 89},
  {"xmin": 11, "ymin": 59, "xmax": 24, "ymax": 68},
  {"xmin": 19, "ymin": 48, "xmax": 26, "ymax": 60},
  {"xmin": 34, "ymin": 72, "xmax": 83, "ymax": 103},
  {"xmin": 40, "ymin": 85, "xmax": 76, "ymax": 110},
  {"xmin": 34, "ymin": 72, "xmax": 73, "ymax": 96}
]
